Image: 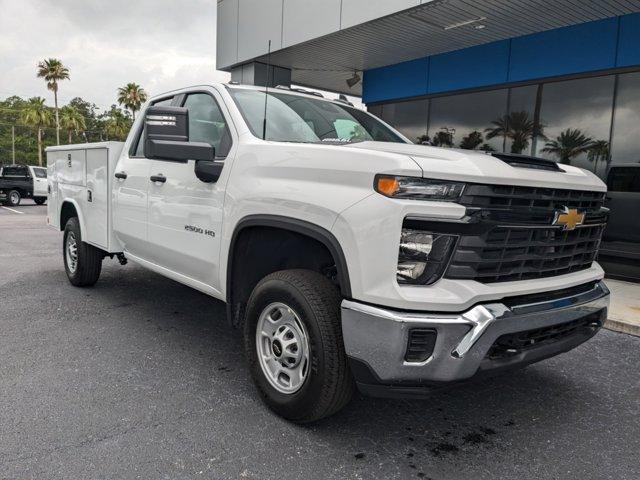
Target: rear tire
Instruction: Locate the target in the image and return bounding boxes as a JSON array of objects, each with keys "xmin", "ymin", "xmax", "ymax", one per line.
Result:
[
  {"xmin": 244, "ymin": 269, "xmax": 354, "ymax": 423},
  {"xmin": 34, "ymin": 197, "xmax": 46, "ymax": 205},
  {"xmin": 7, "ymin": 190, "xmax": 21, "ymax": 206},
  {"xmin": 63, "ymin": 217, "xmax": 103, "ymax": 287}
]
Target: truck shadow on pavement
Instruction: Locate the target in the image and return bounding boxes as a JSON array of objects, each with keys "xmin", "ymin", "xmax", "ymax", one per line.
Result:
[
  {"xmin": 7, "ymin": 260, "xmax": 612, "ymax": 477},
  {"xmin": 92, "ymin": 263, "xmax": 603, "ymax": 446}
]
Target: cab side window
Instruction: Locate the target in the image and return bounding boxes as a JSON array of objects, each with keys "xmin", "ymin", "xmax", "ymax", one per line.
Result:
[
  {"xmin": 2, "ymin": 166, "xmax": 29, "ymax": 178},
  {"xmin": 183, "ymin": 93, "xmax": 231, "ymax": 158}
]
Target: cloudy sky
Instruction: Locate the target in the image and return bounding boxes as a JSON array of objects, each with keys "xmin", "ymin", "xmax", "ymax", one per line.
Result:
[{"xmin": 0, "ymin": 0, "xmax": 230, "ymax": 110}]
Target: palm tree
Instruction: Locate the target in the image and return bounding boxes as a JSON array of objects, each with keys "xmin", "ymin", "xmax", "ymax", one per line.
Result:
[
  {"xmin": 117, "ymin": 83, "xmax": 148, "ymax": 120},
  {"xmin": 36, "ymin": 58, "xmax": 70, "ymax": 145},
  {"xmin": 485, "ymin": 111, "xmax": 544, "ymax": 154},
  {"xmin": 105, "ymin": 111, "xmax": 131, "ymax": 140},
  {"xmin": 20, "ymin": 97, "xmax": 53, "ymax": 166},
  {"xmin": 542, "ymin": 128, "xmax": 594, "ymax": 165},
  {"xmin": 587, "ymin": 140, "xmax": 610, "ymax": 176},
  {"xmin": 60, "ymin": 106, "xmax": 86, "ymax": 144}
]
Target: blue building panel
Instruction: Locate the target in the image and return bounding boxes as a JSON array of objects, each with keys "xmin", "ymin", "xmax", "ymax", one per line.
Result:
[
  {"xmin": 617, "ymin": 12, "xmax": 640, "ymax": 67},
  {"xmin": 362, "ymin": 57, "xmax": 428, "ymax": 103},
  {"xmin": 362, "ymin": 13, "xmax": 640, "ymax": 104},
  {"xmin": 508, "ymin": 17, "xmax": 618, "ymax": 82},
  {"xmin": 428, "ymin": 40, "xmax": 510, "ymax": 94}
]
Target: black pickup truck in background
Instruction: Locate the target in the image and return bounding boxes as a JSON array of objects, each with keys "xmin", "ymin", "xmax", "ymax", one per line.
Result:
[
  {"xmin": 0, "ymin": 164, "xmax": 48, "ymax": 206},
  {"xmin": 599, "ymin": 164, "xmax": 640, "ymax": 282}
]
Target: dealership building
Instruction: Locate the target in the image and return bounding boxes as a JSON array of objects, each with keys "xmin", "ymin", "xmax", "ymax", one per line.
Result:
[{"xmin": 217, "ymin": 0, "xmax": 640, "ymax": 177}]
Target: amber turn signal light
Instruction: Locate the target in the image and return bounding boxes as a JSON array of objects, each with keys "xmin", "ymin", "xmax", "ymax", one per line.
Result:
[{"xmin": 375, "ymin": 175, "xmax": 400, "ymax": 197}]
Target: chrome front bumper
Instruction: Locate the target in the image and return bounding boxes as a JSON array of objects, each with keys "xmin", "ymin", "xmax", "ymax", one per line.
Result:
[{"xmin": 341, "ymin": 281, "xmax": 609, "ymax": 394}]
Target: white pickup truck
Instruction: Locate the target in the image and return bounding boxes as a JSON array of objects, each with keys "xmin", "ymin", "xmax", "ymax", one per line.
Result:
[{"xmin": 46, "ymin": 83, "xmax": 610, "ymax": 422}]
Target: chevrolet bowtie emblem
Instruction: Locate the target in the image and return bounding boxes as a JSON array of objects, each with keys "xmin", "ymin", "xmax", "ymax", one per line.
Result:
[{"xmin": 553, "ymin": 207, "xmax": 585, "ymax": 231}]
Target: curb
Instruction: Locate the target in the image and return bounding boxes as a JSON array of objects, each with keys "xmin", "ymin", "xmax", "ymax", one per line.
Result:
[{"xmin": 605, "ymin": 318, "xmax": 640, "ymax": 337}]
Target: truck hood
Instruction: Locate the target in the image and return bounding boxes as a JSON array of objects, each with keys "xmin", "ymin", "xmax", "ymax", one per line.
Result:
[{"xmin": 346, "ymin": 141, "xmax": 606, "ymax": 192}]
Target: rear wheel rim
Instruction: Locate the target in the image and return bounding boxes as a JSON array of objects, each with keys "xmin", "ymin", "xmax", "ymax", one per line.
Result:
[
  {"xmin": 10, "ymin": 192, "xmax": 18, "ymax": 204},
  {"xmin": 66, "ymin": 232, "xmax": 78, "ymax": 274},
  {"xmin": 256, "ymin": 302, "xmax": 310, "ymax": 394}
]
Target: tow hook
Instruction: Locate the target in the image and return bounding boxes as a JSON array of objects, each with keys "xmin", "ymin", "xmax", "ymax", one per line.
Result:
[{"xmin": 116, "ymin": 253, "xmax": 128, "ymax": 265}]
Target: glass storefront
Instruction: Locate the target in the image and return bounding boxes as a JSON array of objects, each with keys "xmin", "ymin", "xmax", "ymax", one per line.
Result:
[
  {"xmin": 369, "ymin": 69, "xmax": 640, "ymax": 179},
  {"xmin": 611, "ymin": 71, "xmax": 640, "ymax": 165},
  {"xmin": 535, "ymin": 76, "xmax": 615, "ymax": 176}
]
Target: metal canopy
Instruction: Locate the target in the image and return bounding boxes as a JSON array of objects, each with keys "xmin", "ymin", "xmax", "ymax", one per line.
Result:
[{"xmin": 248, "ymin": 0, "xmax": 640, "ymax": 96}]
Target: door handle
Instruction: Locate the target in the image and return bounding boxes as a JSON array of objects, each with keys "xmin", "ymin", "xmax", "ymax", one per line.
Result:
[
  {"xmin": 150, "ymin": 174, "xmax": 167, "ymax": 183},
  {"xmin": 115, "ymin": 171, "xmax": 127, "ymax": 179}
]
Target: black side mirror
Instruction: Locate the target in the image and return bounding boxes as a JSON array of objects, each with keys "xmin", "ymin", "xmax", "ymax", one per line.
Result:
[
  {"xmin": 144, "ymin": 106, "xmax": 213, "ymax": 162},
  {"xmin": 194, "ymin": 160, "xmax": 224, "ymax": 183}
]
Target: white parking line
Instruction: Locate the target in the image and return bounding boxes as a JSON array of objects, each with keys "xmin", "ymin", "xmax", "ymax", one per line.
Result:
[{"xmin": 1, "ymin": 206, "xmax": 24, "ymax": 214}]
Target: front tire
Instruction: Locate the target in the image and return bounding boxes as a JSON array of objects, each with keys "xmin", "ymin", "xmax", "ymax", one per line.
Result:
[
  {"xmin": 63, "ymin": 217, "xmax": 103, "ymax": 287},
  {"xmin": 34, "ymin": 197, "xmax": 46, "ymax": 205},
  {"xmin": 244, "ymin": 269, "xmax": 354, "ymax": 423},
  {"xmin": 7, "ymin": 190, "xmax": 21, "ymax": 206}
]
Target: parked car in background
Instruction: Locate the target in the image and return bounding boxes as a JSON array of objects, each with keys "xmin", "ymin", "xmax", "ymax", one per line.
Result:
[
  {"xmin": 599, "ymin": 164, "xmax": 640, "ymax": 281},
  {"xmin": 0, "ymin": 164, "xmax": 48, "ymax": 206}
]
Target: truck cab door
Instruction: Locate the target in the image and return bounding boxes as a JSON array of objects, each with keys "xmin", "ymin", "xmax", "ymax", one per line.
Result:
[
  {"xmin": 30, "ymin": 166, "xmax": 48, "ymax": 196},
  {"xmin": 146, "ymin": 90, "xmax": 233, "ymax": 293},
  {"xmin": 113, "ymin": 96, "xmax": 174, "ymax": 258}
]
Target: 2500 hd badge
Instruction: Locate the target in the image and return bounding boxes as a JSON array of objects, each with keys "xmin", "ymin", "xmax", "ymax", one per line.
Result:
[{"xmin": 184, "ymin": 225, "xmax": 215, "ymax": 237}]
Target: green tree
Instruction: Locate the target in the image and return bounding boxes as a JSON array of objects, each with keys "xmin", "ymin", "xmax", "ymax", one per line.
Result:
[
  {"xmin": 104, "ymin": 108, "xmax": 131, "ymax": 140},
  {"xmin": 68, "ymin": 97, "xmax": 104, "ymax": 142},
  {"xmin": 36, "ymin": 58, "xmax": 70, "ymax": 145},
  {"xmin": 485, "ymin": 111, "xmax": 544, "ymax": 154},
  {"xmin": 542, "ymin": 128, "xmax": 594, "ymax": 165},
  {"xmin": 60, "ymin": 106, "xmax": 86, "ymax": 144},
  {"xmin": 20, "ymin": 97, "xmax": 53, "ymax": 166},
  {"xmin": 459, "ymin": 130, "xmax": 484, "ymax": 150},
  {"xmin": 117, "ymin": 83, "xmax": 148, "ymax": 121}
]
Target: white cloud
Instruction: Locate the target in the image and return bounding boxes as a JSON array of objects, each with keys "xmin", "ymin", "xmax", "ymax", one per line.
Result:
[{"xmin": 0, "ymin": 0, "xmax": 229, "ymax": 109}]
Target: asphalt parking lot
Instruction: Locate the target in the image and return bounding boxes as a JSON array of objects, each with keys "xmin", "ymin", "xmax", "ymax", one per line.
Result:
[{"xmin": 1, "ymin": 201, "xmax": 639, "ymax": 480}]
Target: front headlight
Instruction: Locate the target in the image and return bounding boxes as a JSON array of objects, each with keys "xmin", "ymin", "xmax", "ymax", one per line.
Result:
[
  {"xmin": 375, "ymin": 175, "xmax": 465, "ymax": 201},
  {"xmin": 397, "ymin": 228, "xmax": 457, "ymax": 285}
]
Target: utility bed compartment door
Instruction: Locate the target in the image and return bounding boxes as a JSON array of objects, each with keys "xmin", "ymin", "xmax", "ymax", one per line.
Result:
[
  {"xmin": 85, "ymin": 148, "xmax": 109, "ymax": 249},
  {"xmin": 54, "ymin": 149, "xmax": 86, "ymax": 186}
]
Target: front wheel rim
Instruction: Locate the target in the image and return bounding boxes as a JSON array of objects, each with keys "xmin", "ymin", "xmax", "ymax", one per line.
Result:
[
  {"xmin": 256, "ymin": 302, "xmax": 310, "ymax": 394},
  {"xmin": 10, "ymin": 192, "xmax": 18, "ymax": 204},
  {"xmin": 66, "ymin": 232, "xmax": 78, "ymax": 274}
]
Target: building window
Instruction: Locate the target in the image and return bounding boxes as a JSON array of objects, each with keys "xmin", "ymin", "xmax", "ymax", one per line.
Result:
[
  {"xmin": 428, "ymin": 89, "xmax": 508, "ymax": 151},
  {"xmin": 501, "ymin": 85, "xmax": 539, "ymax": 155},
  {"xmin": 611, "ymin": 71, "xmax": 640, "ymax": 166},
  {"xmin": 367, "ymin": 70, "xmax": 640, "ymax": 179},
  {"xmin": 375, "ymin": 99, "xmax": 428, "ymax": 143},
  {"xmin": 535, "ymin": 75, "xmax": 614, "ymax": 175}
]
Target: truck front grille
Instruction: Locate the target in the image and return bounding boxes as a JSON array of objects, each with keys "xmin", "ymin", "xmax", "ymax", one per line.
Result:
[
  {"xmin": 442, "ymin": 184, "xmax": 607, "ymax": 283},
  {"xmin": 446, "ymin": 224, "xmax": 605, "ymax": 283},
  {"xmin": 459, "ymin": 184, "xmax": 605, "ymax": 216}
]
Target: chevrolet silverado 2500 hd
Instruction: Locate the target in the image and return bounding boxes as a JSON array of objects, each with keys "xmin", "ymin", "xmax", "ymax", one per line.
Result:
[{"xmin": 46, "ymin": 83, "xmax": 610, "ymax": 422}]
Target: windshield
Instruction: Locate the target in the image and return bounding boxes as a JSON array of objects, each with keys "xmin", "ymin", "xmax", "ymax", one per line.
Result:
[{"xmin": 229, "ymin": 88, "xmax": 406, "ymax": 144}]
